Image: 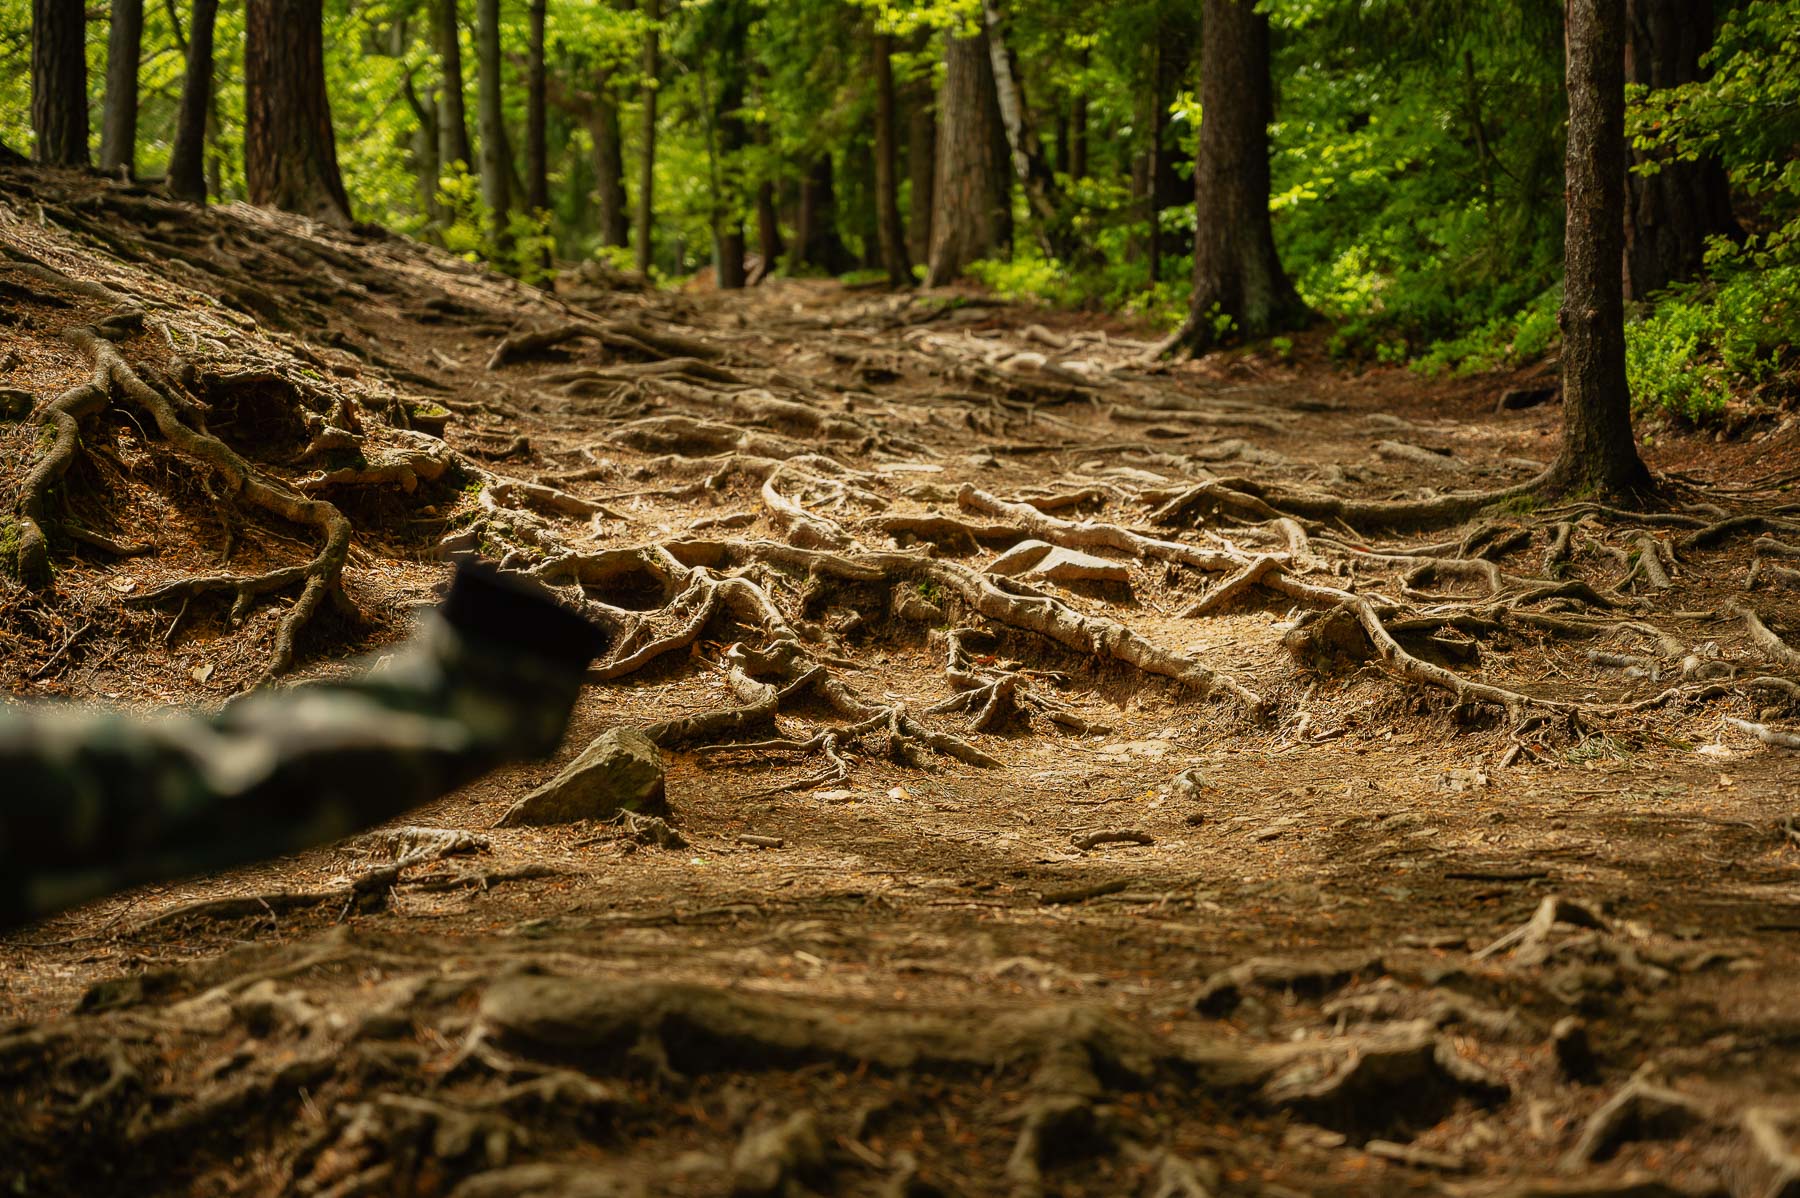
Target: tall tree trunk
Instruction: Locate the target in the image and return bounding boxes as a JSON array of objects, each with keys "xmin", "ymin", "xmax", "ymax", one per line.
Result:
[
  {"xmin": 1551, "ymin": 0, "xmax": 1654, "ymax": 498},
  {"xmin": 525, "ymin": 0, "xmax": 549, "ymax": 212},
  {"xmin": 708, "ymin": 1, "xmax": 751, "ymax": 290},
  {"xmin": 925, "ymin": 27, "xmax": 1011, "ymax": 286},
  {"xmin": 402, "ymin": 75, "xmax": 442, "ymax": 223},
  {"xmin": 981, "ymin": 0, "xmax": 1062, "ymax": 253},
  {"xmin": 432, "ymin": 0, "xmax": 473, "ymax": 170},
  {"xmin": 1146, "ymin": 46, "xmax": 1168, "ymax": 286},
  {"xmin": 1068, "ymin": 49, "xmax": 1088, "ymax": 181},
  {"xmin": 245, "ymin": 0, "xmax": 352, "ymax": 226},
  {"xmin": 590, "ymin": 98, "xmax": 629, "ymax": 248},
  {"xmin": 31, "ymin": 0, "xmax": 89, "ymax": 167},
  {"xmin": 166, "ymin": 0, "xmax": 218, "ymax": 201},
  {"xmin": 1166, "ymin": 0, "xmax": 1304, "ymax": 352},
  {"xmin": 872, "ymin": 33, "xmax": 911, "ymax": 286},
  {"xmin": 1621, "ymin": 0, "xmax": 1738, "ymax": 300},
  {"xmin": 755, "ymin": 179, "xmax": 782, "ymax": 280},
  {"xmin": 101, "ymin": 0, "xmax": 144, "ymax": 174},
  {"xmin": 475, "ymin": 0, "xmax": 513, "ymax": 243},
  {"xmin": 635, "ymin": 0, "xmax": 659, "ymax": 275},
  {"xmin": 905, "ymin": 89, "xmax": 936, "ymax": 265},
  {"xmin": 795, "ymin": 155, "xmax": 850, "ymax": 274}
]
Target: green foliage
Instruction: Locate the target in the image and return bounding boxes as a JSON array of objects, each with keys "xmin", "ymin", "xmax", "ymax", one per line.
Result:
[{"xmin": 1625, "ymin": 261, "xmax": 1800, "ymax": 422}]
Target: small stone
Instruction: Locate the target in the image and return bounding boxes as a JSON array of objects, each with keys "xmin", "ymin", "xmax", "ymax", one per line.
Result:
[
  {"xmin": 1440, "ymin": 768, "xmax": 1490, "ymax": 793},
  {"xmin": 1171, "ymin": 767, "xmax": 1204, "ymax": 798},
  {"xmin": 985, "ymin": 539, "xmax": 1131, "ymax": 584},
  {"xmin": 496, "ymin": 729, "xmax": 666, "ymax": 827}
]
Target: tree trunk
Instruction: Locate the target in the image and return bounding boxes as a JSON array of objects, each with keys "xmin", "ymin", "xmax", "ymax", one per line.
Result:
[
  {"xmin": 1167, "ymin": 0, "xmax": 1304, "ymax": 351},
  {"xmin": 1147, "ymin": 47, "xmax": 1168, "ymax": 286},
  {"xmin": 755, "ymin": 180, "xmax": 782, "ymax": 280},
  {"xmin": 635, "ymin": 0, "xmax": 659, "ymax": 275},
  {"xmin": 431, "ymin": 0, "xmax": 472, "ymax": 170},
  {"xmin": 245, "ymin": 0, "xmax": 352, "ymax": 226},
  {"xmin": 590, "ymin": 98, "xmax": 629, "ymax": 248},
  {"xmin": 1068, "ymin": 50, "xmax": 1088, "ymax": 181},
  {"xmin": 709, "ymin": 2, "xmax": 751, "ymax": 290},
  {"xmin": 475, "ymin": 0, "xmax": 513, "ymax": 242},
  {"xmin": 166, "ymin": 0, "xmax": 218, "ymax": 201},
  {"xmin": 925, "ymin": 26, "xmax": 1011, "ymax": 286},
  {"xmin": 402, "ymin": 76, "xmax": 442, "ymax": 222},
  {"xmin": 525, "ymin": 0, "xmax": 549, "ymax": 212},
  {"xmin": 31, "ymin": 0, "xmax": 89, "ymax": 167},
  {"xmin": 795, "ymin": 155, "xmax": 850, "ymax": 274},
  {"xmin": 981, "ymin": 0, "xmax": 1062, "ymax": 253},
  {"xmin": 1551, "ymin": 0, "xmax": 1654, "ymax": 498},
  {"xmin": 906, "ymin": 89, "xmax": 936, "ymax": 265},
  {"xmin": 1621, "ymin": 0, "xmax": 1738, "ymax": 300},
  {"xmin": 872, "ymin": 33, "xmax": 911, "ymax": 286},
  {"xmin": 101, "ymin": 0, "xmax": 144, "ymax": 174}
]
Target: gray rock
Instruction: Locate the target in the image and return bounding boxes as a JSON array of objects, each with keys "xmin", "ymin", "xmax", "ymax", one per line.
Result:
[
  {"xmin": 985, "ymin": 539, "xmax": 1130, "ymax": 584},
  {"xmin": 496, "ymin": 729, "xmax": 666, "ymax": 827}
]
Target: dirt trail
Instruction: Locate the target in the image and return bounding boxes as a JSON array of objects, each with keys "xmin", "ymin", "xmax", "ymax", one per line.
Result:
[{"xmin": 3, "ymin": 167, "xmax": 1799, "ymax": 1197}]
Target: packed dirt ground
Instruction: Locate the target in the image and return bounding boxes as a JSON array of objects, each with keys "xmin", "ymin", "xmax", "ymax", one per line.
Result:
[{"xmin": 2, "ymin": 164, "xmax": 1798, "ymax": 1198}]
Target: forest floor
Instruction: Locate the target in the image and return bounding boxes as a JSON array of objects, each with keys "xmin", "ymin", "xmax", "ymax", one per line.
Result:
[{"xmin": 2, "ymin": 164, "xmax": 1799, "ymax": 1198}]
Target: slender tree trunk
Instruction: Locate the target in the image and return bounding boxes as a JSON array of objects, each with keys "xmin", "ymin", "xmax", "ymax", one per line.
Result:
[
  {"xmin": 1551, "ymin": 0, "xmax": 1654, "ymax": 498},
  {"xmin": 101, "ymin": 0, "xmax": 144, "ymax": 174},
  {"xmin": 1166, "ymin": 0, "xmax": 1305, "ymax": 352},
  {"xmin": 403, "ymin": 75, "xmax": 442, "ymax": 222},
  {"xmin": 755, "ymin": 179, "xmax": 782, "ymax": 279},
  {"xmin": 906, "ymin": 89, "xmax": 936, "ymax": 265},
  {"xmin": 475, "ymin": 0, "xmax": 513, "ymax": 242},
  {"xmin": 1621, "ymin": 0, "xmax": 1738, "ymax": 300},
  {"xmin": 1068, "ymin": 49, "xmax": 1088, "ymax": 181},
  {"xmin": 590, "ymin": 98, "xmax": 629, "ymax": 247},
  {"xmin": 709, "ymin": 2, "xmax": 751, "ymax": 290},
  {"xmin": 635, "ymin": 0, "xmax": 659, "ymax": 275},
  {"xmin": 795, "ymin": 155, "xmax": 850, "ymax": 274},
  {"xmin": 432, "ymin": 0, "xmax": 473, "ymax": 170},
  {"xmin": 872, "ymin": 33, "xmax": 911, "ymax": 286},
  {"xmin": 31, "ymin": 0, "xmax": 89, "ymax": 167},
  {"xmin": 166, "ymin": 0, "xmax": 218, "ymax": 201},
  {"xmin": 245, "ymin": 0, "xmax": 352, "ymax": 226},
  {"xmin": 925, "ymin": 27, "xmax": 1011, "ymax": 286},
  {"xmin": 525, "ymin": 0, "xmax": 549, "ymax": 212},
  {"xmin": 1147, "ymin": 46, "xmax": 1168, "ymax": 286},
  {"xmin": 981, "ymin": 0, "xmax": 1062, "ymax": 251}
]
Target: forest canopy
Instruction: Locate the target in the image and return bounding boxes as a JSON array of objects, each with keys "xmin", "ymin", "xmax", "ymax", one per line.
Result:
[{"xmin": 5, "ymin": 0, "xmax": 1796, "ymax": 426}]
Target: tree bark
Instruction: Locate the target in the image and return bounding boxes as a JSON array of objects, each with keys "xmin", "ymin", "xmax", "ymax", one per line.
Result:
[
  {"xmin": 981, "ymin": 0, "xmax": 1062, "ymax": 253},
  {"xmin": 431, "ymin": 0, "xmax": 473, "ymax": 171},
  {"xmin": 795, "ymin": 155, "xmax": 851, "ymax": 274},
  {"xmin": 1621, "ymin": 0, "xmax": 1738, "ymax": 300},
  {"xmin": 797, "ymin": 159, "xmax": 839, "ymax": 273},
  {"xmin": 101, "ymin": 0, "xmax": 144, "ymax": 174},
  {"xmin": 873, "ymin": 33, "xmax": 912, "ymax": 286},
  {"xmin": 475, "ymin": 0, "xmax": 513, "ymax": 242},
  {"xmin": 166, "ymin": 0, "xmax": 218, "ymax": 201},
  {"xmin": 906, "ymin": 88, "xmax": 936, "ymax": 265},
  {"xmin": 590, "ymin": 97, "xmax": 629, "ymax": 247},
  {"xmin": 635, "ymin": 0, "xmax": 659, "ymax": 275},
  {"xmin": 1551, "ymin": 0, "xmax": 1654, "ymax": 499},
  {"xmin": 31, "ymin": 0, "xmax": 89, "ymax": 167},
  {"xmin": 402, "ymin": 74, "xmax": 442, "ymax": 222},
  {"xmin": 1166, "ymin": 0, "xmax": 1304, "ymax": 351},
  {"xmin": 755, "ymin": 179, "xmax": 783, "ymax": 280},
  {"xmin": 708, "ymin": 0, "xmax": 751, "ymax": 290},
  {"xmin": 925, "ymin": 26, "xmax": 1012, "ymax": 286},
  {"xmin": 525, "ymin": 0, "xmax": 549, "ymax": 212},
  {"xmin": 245, "ymin": 0, "xmax": 352, "ymax": 226},
  {"xmin": 1068, "ymin": 49, "xmax": 1088, "ymax": 181}
]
